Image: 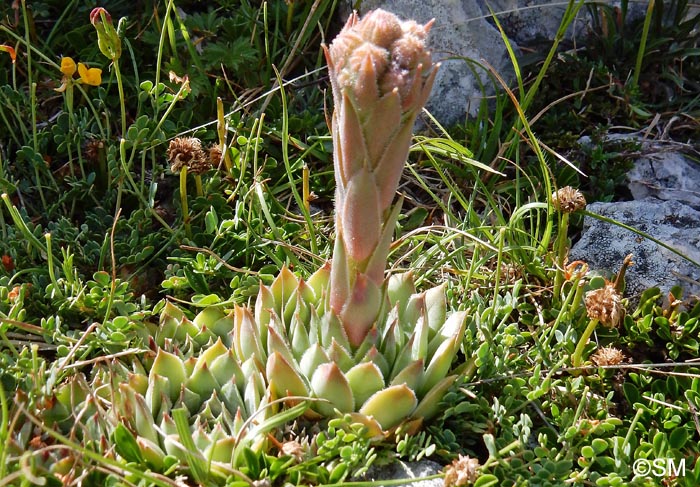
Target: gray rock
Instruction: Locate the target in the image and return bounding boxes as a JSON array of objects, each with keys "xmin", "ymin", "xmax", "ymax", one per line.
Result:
[
  {"xmin": 570, "ymin": 199, "xmax": 700, "ymax": 300},
  {"xmin": 627, "ymin": 151, "xmax": 700, "ymax": 210},
  {"xmin": 360, "ymin": 459, "xmax": 444, "ymax": 487},
  {"xmin": 340, "ymin": 1, "xmax": 644, "ymax": 126}
]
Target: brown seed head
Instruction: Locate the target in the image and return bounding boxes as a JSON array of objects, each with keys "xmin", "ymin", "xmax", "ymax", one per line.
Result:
[
  {"xmin": 280, "ymin": 440, "xmax": 305, "ymax": 463},
  {"xmin": 84, "ymin": 138, "xmax": 105, "ymax": 164},
  {"xmin": 585, "ymin": 282, "xmax": 623, "ymax": 328},
  {"xmin": 591, "ymin": 346, "xmax": 625, "ymax": 366},
  {"xmin": 552, "ymin": 186, "xmax": 586, "ymax": 213},
  {"xmin": 207, "ymin": 143, "xmax": 223, "ymax": 168},
  {"xmin": 444, "ymin": 454, "xmax": 480, "ymax": 487},
  {"xmin": 167, "ymin": 137, "xmax": 208, "ymax": 174}
]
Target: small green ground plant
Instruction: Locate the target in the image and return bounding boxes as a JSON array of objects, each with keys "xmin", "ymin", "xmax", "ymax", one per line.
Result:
[{"xmin": 1, "ymin": 1, "xmax": 700, "ymax": 487}]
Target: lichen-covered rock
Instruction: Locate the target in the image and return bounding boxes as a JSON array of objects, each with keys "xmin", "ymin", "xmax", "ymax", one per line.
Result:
[
  {"xmin": 570, "ymin": 199, "xmax": 700, "ymax": 299},
  {"xmin": 627, "ymin": 151, "xmax": 700, "ymax": 210}
]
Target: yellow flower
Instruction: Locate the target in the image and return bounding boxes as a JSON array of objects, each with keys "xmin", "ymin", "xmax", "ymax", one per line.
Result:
[
  {"xmin": 60, "ymin": 56, "xmax": 77, "ymax": 77},
  {"xmin": 77, "ymin": 62, "xmax": 102, "ymax": 86},
  {"xmin": 1, "ymin": 45, "xmax": 17, "ymax": 63}
]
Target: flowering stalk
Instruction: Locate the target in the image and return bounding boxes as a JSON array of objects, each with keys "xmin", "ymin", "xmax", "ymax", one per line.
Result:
[
  {"xmin": 551, "ymin": 186, "xmax": 586, "ymax": 301},
  {"xmin": 571, "ymin": 281, "xmax": 623, "ymax": 368},
  {"xmin": 90, "ymin": 7, "xmax": 125, "ymax": 136},
  {"xmin": 325, "ymin": 9, "xmax": 438, "ymax": 346},
  {"xmin": 167, "ymin": 137, "xmax": 211, "ymax": 238}
]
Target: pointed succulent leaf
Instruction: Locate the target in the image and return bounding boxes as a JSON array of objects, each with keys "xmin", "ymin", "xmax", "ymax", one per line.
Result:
[
  {"xmin": 327, "ymin": 338, "xmax": 355, "ymax": 373},
  {"xmin": 289, "ymin": 311, "xmax": 311, "ymax": 361},
  {"xmin": 133, "ymin": 392, "xmax": 159, "ymax": 444},
  {"xmin": 365, "ymin": 89, "xmax": 402, "ymax": 170},
  {"xmin": 320, "ymin": 312, "xmax": 351, "ymax": 351},
  {"xmin": 299, "ymin": 344, "xmax": 331, "ymax": 378},
  {"xmin": 373, "ymin": 121, "xmax": 415, "ymax": 209},
  {"xmin": 146, "ymin": 373, "xmax": 171, "ymax": 421},
  {"xmin": 186, "ymin": 362, "xmax": 219, "ymax": 397},
  {"xmin": 424, "ymin": 283, "xmax": 447, "ymax": 332},
  {"xmin": 193, "ymin": 307, "xmax": 225, "ymax": 331},
  {"xmin": 421, "ymin": 334, "xmax": 460, "ymax": 397},
  {"xmin": 361, "ymin": 345, "xmax": 390, "ymax": 379},
  {"xmin": 200, "ymin": 390, "xmax": 225, "ymax": 419},
  {"xmin": 339, "ymin": 168, "xmax": 382, "ymax": 264},
  {"xmin": 220, "ymin": 379, "xmax": 246, "ymax": 417},
  {"xmin": 391, "ymin": 333, "xmax": 416, "ymax": 379},
  {"xmin": 208, "ymin": 312, "xmax": 236, "ymax": 343},
  {"xmin": 339, "ymin": 272, "xmax": 383, "ymax": 347},
  {"xmin": 267, "ymin": 317, "xmax": 295, "ymax": 365},
  {"xmin": 243, "ymin": 368, "xmax": 267, "ymax": 417},
  {"xmin": 413, "ymin": 375, "xmax": 457, "ymax": 421},
  {"xmin": 364, "ymin": 199, "xmax": 404, "ymax": 284},
  {"xmin": 427, "ymin": 310, "xmax": 467, "ymax": 358},
  {"xmin": 403, "ymin": 293, "xmax": 425, "ymax": 328},
  {"xmin": 113, "ymin": 423, "xmax": 144, "ymax": 464},
  {"xmin": 195, "ymin": 337, "xmax": 228, "ymax": 371},
  {"xmin": 311, "ymin": 362, "xmax": 354, "ymax": 416},
  {"xmin": 137, "ymin": 436, "xmax": 166, "ymax": 471},
  {"xmin": 176, "ymin": 385, "xmax": 201, "ymax": 414},
  {"xmin": 255, "ymin": 282, "xmax": 275, "ymax": 329},
  {"xmin": 270, "ymin": 266, "xmax": 299, "ymax": 317},
  {"xmin": 128, "ymin": 372, "xmax": 148, "ymax": 397},
  {"xmin": 234, "ymin": 305, "xmax": 266, "ymax": 362},
  {"xmin": 411, "ymin": 315, "xmax": 429, "ymax": 362},
  {"xmin": 387, "ymin": 272, "xmax": 416, "ymax": 310},
  {"xmin": 209, "ymin": 349, "xmax": 243, "ymax": 389},
  {"xmin": 206, "ymin": 435, "xmax": 237, "ymax": 464},
  {"xmin": 390, "ymin": 358, "xmax": 424, "ymax": 391},
  {"xmin": 151, "ymin": 349, "xmax": 187, "ymax": 403},
  {"xmin": 307, "ymin": 262, "xmax": 331, "ymax": 303},
  {"xmin": 267, "ymin": 351, "xmax": 309, "ymax": 399},
  {"xmin": 359, "ymin": 384, "xmax": 417, "ymax": 431},
  {"xmin": 346, "ymin": 362, "xmax": 385, "ymax": 408}
]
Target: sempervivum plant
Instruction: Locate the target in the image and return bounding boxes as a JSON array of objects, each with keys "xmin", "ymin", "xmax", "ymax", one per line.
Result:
[{"xmin": 49, "ymin": 8, "xmax": 466, "ymax": 480}]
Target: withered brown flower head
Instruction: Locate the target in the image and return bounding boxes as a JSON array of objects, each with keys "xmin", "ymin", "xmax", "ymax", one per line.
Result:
[
  {"xmin": 166, "ymin": 137, "xmax": 209, "ymax": 174},
  {"xmin": 585, "ymin": 282, "xmax": 623, "ymax": 328},
  {"xmin": 444, "ymin": 454, "xmax": 480, "ymax": 487},
  {"xmin": 591, "ymin": 346, "xmax": 625, "ymax": 366},
  {"xmin": 84, "ymin": 138, "xmax": 105, "ymax": 164},
  {"xmin": 280, "ymin": 440, "xmax": 306, "ymax": 463},
  {"xmin": 207, "ymin": 143, "xmax": 223, "ymax": 168},
  {"xmin": 551, "ymin": 186, "xmax": 586, "ymax": 213}
]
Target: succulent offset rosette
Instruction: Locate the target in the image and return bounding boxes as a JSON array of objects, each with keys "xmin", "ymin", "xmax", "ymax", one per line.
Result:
[{"xmin": 324, "ymin": 10, "xmax": 439, "ymax": 346}]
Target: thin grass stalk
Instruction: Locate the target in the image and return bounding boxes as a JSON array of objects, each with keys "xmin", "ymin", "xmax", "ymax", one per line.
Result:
[
  {"xmin": 0, "ymin": 380, "xmax": 8, "ymax": 480},
  {"xmin": 180, "ymin": 166, "xmax": 191, "ymax": 238},
  {"xmin": 154, "ymin": 0, "xmax": 175, "ymax": 117},
  {"xmin": 113, "ymin": 57, "xmax": 127, "ymax": 137},
  {"xmin": 274, "ymin": 71, "xmax": 318, "ymax": 257},
  {"xmin": 632, "ymin": 0, "xmax": 655, "ymax": 89}
]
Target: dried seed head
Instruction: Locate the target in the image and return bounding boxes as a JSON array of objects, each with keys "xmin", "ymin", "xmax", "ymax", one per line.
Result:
[
  {"xmin": 84, "ymin": 138, "xmax": 104, "ymax": 164},
  {"xmin": 551, "ymin": 186, "xmax": 586, "ymax": 213},
  {"xmin": 208, "ymin": 143, "xmax": 223, "ymax": 168},
  {"xmin": 585, "ymin": 282, "xmax": 623, "ymax": 328},
  {"xmin": 280, "ymin": 440, "xmax": 305, "ymax": 462},
  {"xmin": 166, "ymin": 137, "xmax": 208, "ymax": 174},
  {"xmin": 591, "ymin": 346, "xmax": 625, "ymax": 366},
  {"xmin": 444, "ymin": 454, "xmax": 480, "ymax": 487}
]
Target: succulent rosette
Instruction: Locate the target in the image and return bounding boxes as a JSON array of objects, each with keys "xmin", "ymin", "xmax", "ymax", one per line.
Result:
[{"xmin": 47, "ymin": 9, "xmax": 466, "ymax": 478}]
